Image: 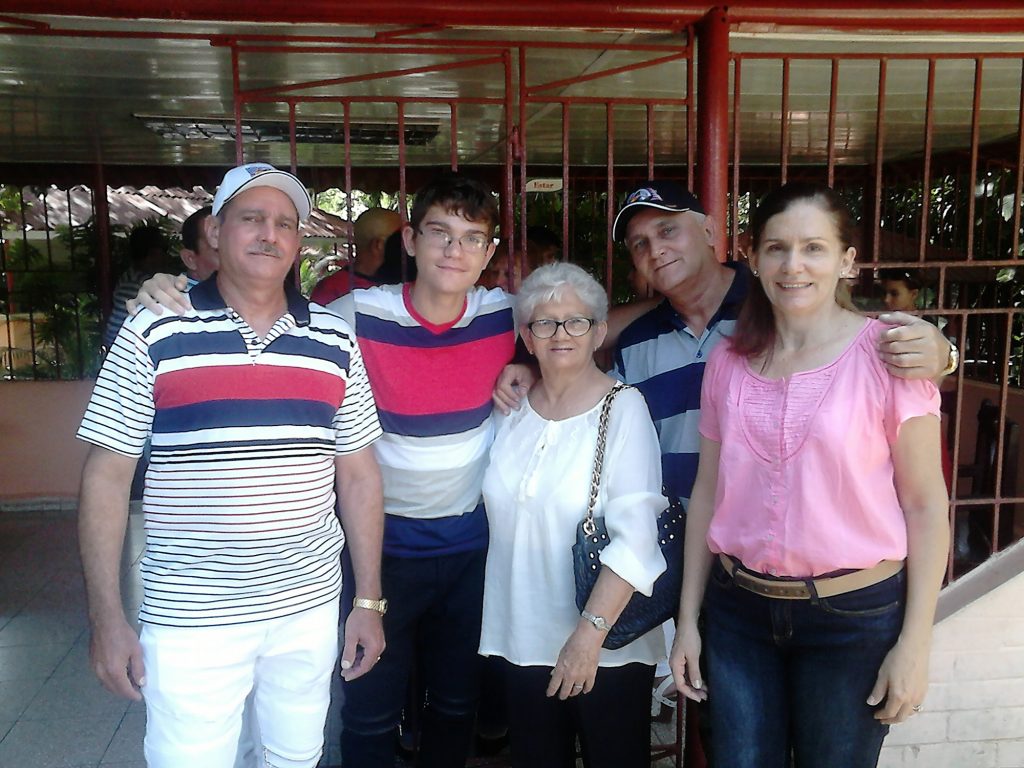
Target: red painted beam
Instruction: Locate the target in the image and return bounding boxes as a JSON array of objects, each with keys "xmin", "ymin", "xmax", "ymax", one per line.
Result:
[{"xmin": 12, "ymin": 1, "xmax": 1024, "ymax": 33}]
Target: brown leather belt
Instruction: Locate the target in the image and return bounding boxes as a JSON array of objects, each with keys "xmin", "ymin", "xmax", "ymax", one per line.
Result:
[{"xmin": 718, "ymin": 554, "xmax": 905, "ymax": 600}]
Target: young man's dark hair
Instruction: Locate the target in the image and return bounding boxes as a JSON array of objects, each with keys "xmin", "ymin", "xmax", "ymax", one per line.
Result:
[
  {"xmin": 408, "ymin": 173, "xmax": 499, "ymax": 233},
  {"xmin": 181, "ymin": 206, "xmax": 213, "ymax": 253}
]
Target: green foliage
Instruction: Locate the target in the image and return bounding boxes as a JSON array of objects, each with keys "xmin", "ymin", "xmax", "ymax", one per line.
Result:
[
  {"xmin": 314, "ymin": 189, "xmax": 401, "ymax": 218},
  {"xmin": 1, "ymin": 211, "xmax": 178, "ymax": 380}
]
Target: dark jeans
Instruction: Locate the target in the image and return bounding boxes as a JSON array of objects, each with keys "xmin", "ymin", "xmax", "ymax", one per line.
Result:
[
  {"xmin": 502, "ymin": 658, "xmax": 655, "ymax": 768},
  {"xmin": 703, "ymin": 559, "xmax": 906, "ymax": 768},
  {"xmin": 340, "ymin": 549, "xmax": 486, "ymax": 768}
]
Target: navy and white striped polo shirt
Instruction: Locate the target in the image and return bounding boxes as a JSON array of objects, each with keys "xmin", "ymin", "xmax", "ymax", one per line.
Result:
[
  {"xmin": 78, "ymin": 278, "xmax": 382, "ymax": 627},
  {"xmin": 613, "ymin": 263, "xmax": 749, "ymax": 504}
]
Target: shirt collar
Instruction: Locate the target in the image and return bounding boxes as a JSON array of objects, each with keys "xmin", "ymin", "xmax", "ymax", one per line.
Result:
[
  {"xmin": 657, "ymin": 261, "xmax": 750, "ymax": 331},
  {"xmin": 189, "ymin": 273, "xmax": 311, "ymax": 326}
]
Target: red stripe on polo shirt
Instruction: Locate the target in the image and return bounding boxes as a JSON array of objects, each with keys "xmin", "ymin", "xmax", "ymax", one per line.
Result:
[
  {"xmin": 359, "ymin": 331, "xmax": 514, "ymax": 415},
  {"xmin": 154, "ymin": 365, "xmax": 346, "ymax": 409}
]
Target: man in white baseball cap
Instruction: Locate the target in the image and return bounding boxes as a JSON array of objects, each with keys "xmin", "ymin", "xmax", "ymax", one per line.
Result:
[
  {"xmin": 77, "ymin": 162, "xmax": 385, "ymax": 767},
  {"xmin": 212, "ymin": 162, "xmax": 312, "ymax": 222}
]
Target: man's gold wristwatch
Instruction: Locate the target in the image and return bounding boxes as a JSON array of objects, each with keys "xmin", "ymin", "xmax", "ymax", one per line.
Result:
[
  {"xmin": 353, "ymin": 597, "xmax": 388, "ymax": 615},
  {"xmin": 941, "ymin": 340, "xmax": 960, "ymax": 377}
]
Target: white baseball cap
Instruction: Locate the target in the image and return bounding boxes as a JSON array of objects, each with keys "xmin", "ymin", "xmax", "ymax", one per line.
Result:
[{"xmin": 212, "ymin": 163, "xmax": 312, "ymax": 222}]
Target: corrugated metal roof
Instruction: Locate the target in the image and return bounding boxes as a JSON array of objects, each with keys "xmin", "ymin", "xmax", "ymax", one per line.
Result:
[{"xmin": 5, "ymin": 185, "xmax": 351, "ymax": 240}]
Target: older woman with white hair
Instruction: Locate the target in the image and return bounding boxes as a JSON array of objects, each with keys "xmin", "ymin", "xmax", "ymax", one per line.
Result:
[{"xmin": 479, "ymin": 262, "xmax": 668, "ymax": 768}]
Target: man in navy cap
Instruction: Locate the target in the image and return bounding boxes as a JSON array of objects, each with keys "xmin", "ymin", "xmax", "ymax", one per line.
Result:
[{"xmin": 609, "ymin": 180, "xmax": 954, "ymax": 511}]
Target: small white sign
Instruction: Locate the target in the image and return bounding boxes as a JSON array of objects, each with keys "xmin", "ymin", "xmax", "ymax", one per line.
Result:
[{"xmin": 525, "ymin": 178, "xmax": 563, "ymax": 193}]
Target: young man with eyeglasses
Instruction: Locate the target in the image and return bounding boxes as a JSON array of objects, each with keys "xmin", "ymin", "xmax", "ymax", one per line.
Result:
[{"xmin": 324, "ymin": 173, "xmax": 516, "ymax": 768}]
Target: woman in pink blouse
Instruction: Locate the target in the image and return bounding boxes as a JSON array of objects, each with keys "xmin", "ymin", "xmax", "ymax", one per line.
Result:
[{"xmin": 669, "ymin": 183, "xmax": 949, "ymax": 768}]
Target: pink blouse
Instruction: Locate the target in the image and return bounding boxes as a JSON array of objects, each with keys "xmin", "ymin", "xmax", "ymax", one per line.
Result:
[{"xmin": 699, "ymin": 318, "xmax": 940, "ymax": 577}]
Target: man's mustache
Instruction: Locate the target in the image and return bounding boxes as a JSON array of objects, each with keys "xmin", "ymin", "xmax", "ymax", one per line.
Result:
[{"xmin": 251, "ymin": 243, "xmax": 282, "ymax": 257}]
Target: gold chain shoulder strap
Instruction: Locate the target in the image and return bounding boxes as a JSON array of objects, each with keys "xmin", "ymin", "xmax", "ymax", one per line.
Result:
[{"xmin": 583, "ymin": 382, "xmax": 629, "ymax": 536}]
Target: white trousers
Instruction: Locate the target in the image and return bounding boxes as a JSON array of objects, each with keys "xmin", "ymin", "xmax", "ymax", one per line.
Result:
[{"xmin": 140, "ymin": 600, "xmax": 339, "ymax": 768}]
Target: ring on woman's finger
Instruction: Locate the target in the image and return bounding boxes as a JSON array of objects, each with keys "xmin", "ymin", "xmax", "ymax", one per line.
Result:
[
  {"xmin": 571, "ymin": 683, "xmax": 583, "ymax": 691},
  {"xmin": 912, "ymin": 705, "xmax": 923, "ymax": 713}
]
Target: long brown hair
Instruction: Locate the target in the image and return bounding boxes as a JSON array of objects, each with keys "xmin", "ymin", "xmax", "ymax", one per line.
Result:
[{"xmin": 731, "ymin": 182, "xmax": 856, "ymax": 359}]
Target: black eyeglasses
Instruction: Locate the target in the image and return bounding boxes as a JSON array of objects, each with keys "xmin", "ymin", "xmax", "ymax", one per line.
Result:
[{"xmin": 527, "ymin": 317, "xmax": 595, "ymax": 339}]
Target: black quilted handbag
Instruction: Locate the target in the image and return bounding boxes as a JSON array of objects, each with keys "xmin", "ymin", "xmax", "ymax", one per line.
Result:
[{"xmin": 572, "ymin": 383, "xmax": 685, "ymax": 650}]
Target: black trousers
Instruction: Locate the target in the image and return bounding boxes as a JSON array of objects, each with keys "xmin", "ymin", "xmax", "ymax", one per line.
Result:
[
  {"xmin": 502, "ymin": 658, "xmax": 655, "ymax": 768},
  {"xmin": 340, "ymin": 549, "xmax": 486, "ymax": 768}
]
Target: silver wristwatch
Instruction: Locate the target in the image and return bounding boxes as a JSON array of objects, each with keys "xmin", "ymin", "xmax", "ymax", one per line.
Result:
[{"xmin": 581, "ymin": 610, "xmax": 612, "ymax": 632}]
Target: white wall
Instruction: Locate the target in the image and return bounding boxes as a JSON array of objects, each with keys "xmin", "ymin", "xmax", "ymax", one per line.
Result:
[{"xmin": 879, "ymin": 565, "xmax": 1024, "ymax": 767}]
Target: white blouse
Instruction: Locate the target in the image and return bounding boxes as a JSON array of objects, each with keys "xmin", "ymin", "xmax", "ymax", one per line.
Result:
[{"xmin": 479, "ymin": 386, "xmax": 668, "ymax": 667}]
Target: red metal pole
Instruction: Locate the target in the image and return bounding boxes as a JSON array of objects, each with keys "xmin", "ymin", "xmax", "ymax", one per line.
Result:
[
  {"xmin": 919, "ymin": 59, "xmax": 936, "ymax": 263},
  {"xmin": 731, "ymin": 56, "xmax": 742, "ymax": 259},
  {"xmin": 696, "ymin": 7, "xmax": 730, "ymax": 261},
  {"xmin": 503, "ymin": 49, "xmax": 514, "ymax": 264},
  {"xmin": 687, "ymin": 38, "xmax": 696, "ymax": 191},
  {"xmin": 93, "ymin": 164, "xmax": 112, "ymax": 323},
  {"xmin": 872, "ymin": 59, "xmax": 888, "ymax": 262},
  {"xmin": 397, "ymin": 101, "xmax": 407, "ymax": 224},
  {"xmin": 780, "ymin": 58, "xmax": 791, "ymax": 185},
  {"xmin": 449, "ymin": 101, "xmax": 459, "ymax": 171},
  {"xmin": 232, "ymin": 44, "xmax": 244, "ymax": 165},
  {"xmin": 519, "ymin": 46, "xmax": 528, "ymax": 280},
  {"xmin": 288, "ymin": 101, "xmax": 298, "ymax": 174},
  {"xmin": 646, "ymin": 102, "xmax": 656, "ymax": 180},
  {"xmin": 343, "ymin": 101, "xmax": 354, "ymax": 281},
  {"xmin": 605, "ymin": 103, "xmax": 615, "ymax": 299},
  {"xmin": 1014, "ymin": 60, "xmax": 1024, "ymax": 263},
  {"xmin": 966, "ymin": 59, "xmax": 983, "ymax": 260},
  {"xmin": 561, "ymin": 103, "xmax": 570, "ymax": 261},
  {"xmin": 826, "ymin": 59, "xmax": 839, "ymax": 187}
]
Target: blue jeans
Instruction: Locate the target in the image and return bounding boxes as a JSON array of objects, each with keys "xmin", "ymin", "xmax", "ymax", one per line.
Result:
[
  {"xmin": 703, "ymin": 559, "xmax": 905, "ymax": 768},
  {"xmin": 340, "ymin": 549, "xmax": 486, "ymax": 768}
]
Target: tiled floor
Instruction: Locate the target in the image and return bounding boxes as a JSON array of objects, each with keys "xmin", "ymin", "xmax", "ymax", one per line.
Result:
[
  {"xmin": 0, "ymin": 511, "xmax": 682, "ymax": 768},
  {"xmin": 0, "ymin": 511, "xmax": 145, "ymax": 768}
]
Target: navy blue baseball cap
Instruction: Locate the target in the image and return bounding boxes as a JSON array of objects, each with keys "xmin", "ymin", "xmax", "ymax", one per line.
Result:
[{"xmin": 612, "ymin": 181, "xmax": 705, "ymax": 242}]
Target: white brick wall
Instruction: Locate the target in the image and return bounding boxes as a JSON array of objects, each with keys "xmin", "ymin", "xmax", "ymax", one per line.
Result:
[{"xmin": 878, "ymin": 569, "xmax": 1024, "ymax": 768}]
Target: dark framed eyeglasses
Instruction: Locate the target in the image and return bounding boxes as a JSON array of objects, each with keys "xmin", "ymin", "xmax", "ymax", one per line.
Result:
[
  {"xmin": 417, "ymin": 226, "xmax": 493, "ymax": 255},
  {"xmin": 527, "ymin": 317, "xmax": 595, "ymax": 339}
]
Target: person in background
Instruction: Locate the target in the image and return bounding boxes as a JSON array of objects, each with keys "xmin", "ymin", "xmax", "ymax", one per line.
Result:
[
  {"xmin": 374, "ymin": 228, "xmax": 418, "ymax": 285},
  {"xmin": 479, "ymin": 241, "xmax": 524, "ymax": 292},
  {"xmin": 102, "ymin": 224, "xmax": 168, "ymax": 351},
  {"xmin": 179, "ymin": 206, "xmax": 218, "ymax": 283},
  {"xmin": 879, "ymin": 268, "xmax": 922, "ymax": 312},
  {"xmin": 481, "ymin": 262, "xmax": 667, "ymax": 768},
  {"xmin": 311, "ymin": 207, "xmax": 403, "ymax": 304},
  {"xmin": 877, "ymin": 268, "xmax": 955, "ymax": 492},
  {"xmin": 671, "ymin": 182, "xmax": 949, "ymax": 768},
  {"xmin": 525, "ymin": 225, "xmax": 562, "ymax": 268}
]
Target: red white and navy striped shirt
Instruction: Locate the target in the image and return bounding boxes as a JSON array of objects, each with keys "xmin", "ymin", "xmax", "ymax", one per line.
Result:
[
  {"xmin": 78, "ymin": 278, "xmax": 382, "ymax": 627},
  {"xmin": 329, "ymin": 283, "xmax": 515, "ymax": 557}
]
